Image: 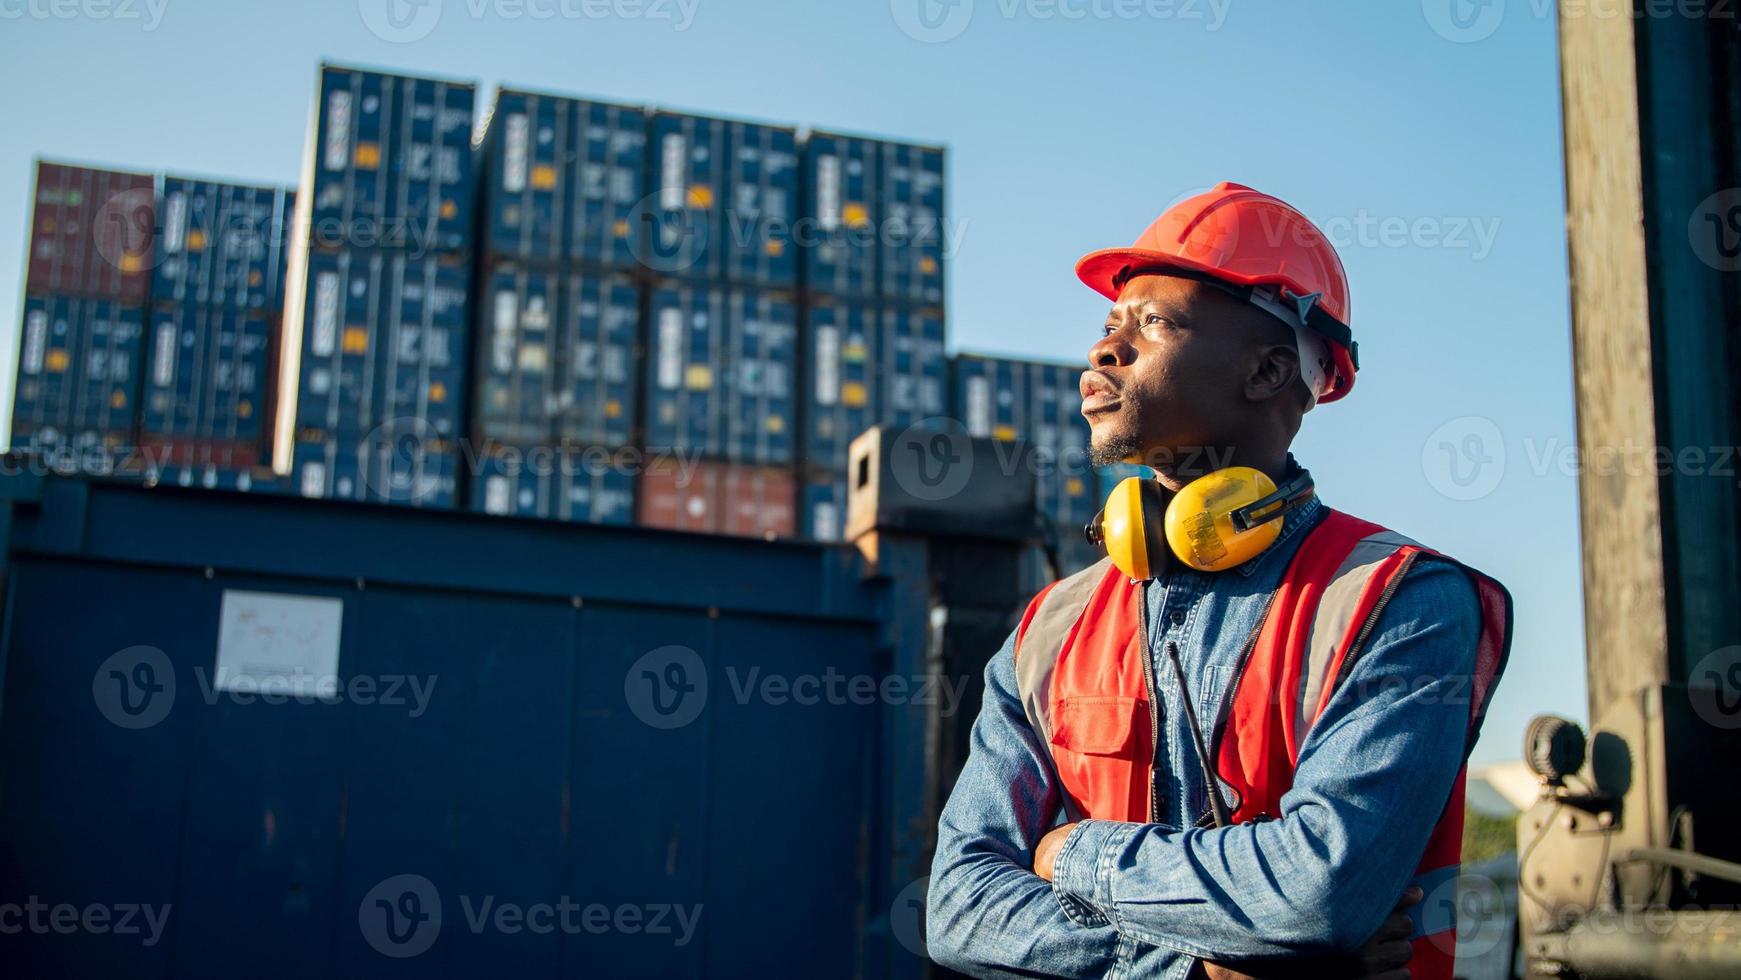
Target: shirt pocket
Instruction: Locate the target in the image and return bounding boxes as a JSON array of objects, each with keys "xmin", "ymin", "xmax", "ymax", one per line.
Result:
[
  {"xmin": 1199, "ymin": 664, "xmax": 1230, "ymax": 719},
  {"xmin": 1050, "ymin": 696, "xmax": 1143, "ymax": 756}
]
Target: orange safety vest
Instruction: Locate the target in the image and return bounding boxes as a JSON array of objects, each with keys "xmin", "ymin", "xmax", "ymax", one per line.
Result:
[{"xmin": 1013, "ymin": 509, "xmax": 1512, "ymax": 979}]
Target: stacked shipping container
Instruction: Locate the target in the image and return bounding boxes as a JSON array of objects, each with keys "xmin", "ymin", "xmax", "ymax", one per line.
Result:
[
  {"xmin": 798, "ymin": 133, "xmax": 948, "ymax": 540},
  {"xmin": 12, "ymin": 162, "xmax": 155, "ymax": 463},
  {"xmin": 468, "ymin": 88, "xmax": 644, "ymax": 524},
  {"xmin": 276, "ymin": 64, "xmax": 476, "ymax": 508}
]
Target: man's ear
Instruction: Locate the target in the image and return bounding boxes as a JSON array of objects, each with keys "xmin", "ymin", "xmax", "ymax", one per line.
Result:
[{"xmin": 1245, "ymin": 342, "xmax": 1303, "ymax": 404}]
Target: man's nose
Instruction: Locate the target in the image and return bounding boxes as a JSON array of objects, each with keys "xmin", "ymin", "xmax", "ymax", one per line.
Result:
[{"xmin": 1088, "ymin": 328, "xmax": 1134, "ymax": 369}]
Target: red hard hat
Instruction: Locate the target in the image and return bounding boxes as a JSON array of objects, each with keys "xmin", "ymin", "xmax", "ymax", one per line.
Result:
[{"xmin": 1076, "ymin": 181, "xmax": 1358, "ymax": 403}]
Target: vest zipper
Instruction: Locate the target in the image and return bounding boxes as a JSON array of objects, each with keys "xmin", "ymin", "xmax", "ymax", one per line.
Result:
[{"xmin": 1136, "ymin": 581, "xmax": 1162, "ymax": 823}]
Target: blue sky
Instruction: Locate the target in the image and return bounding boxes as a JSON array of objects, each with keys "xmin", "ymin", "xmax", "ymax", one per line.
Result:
[{"xmin": 0, "ymin": 0, "xmax": 1580, "ymax": 764}]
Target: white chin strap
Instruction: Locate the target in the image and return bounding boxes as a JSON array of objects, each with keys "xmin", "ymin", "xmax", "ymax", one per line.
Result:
[{"xmin": 1247, "ymin": 285, "xmax": 1336, "ymax": 410}]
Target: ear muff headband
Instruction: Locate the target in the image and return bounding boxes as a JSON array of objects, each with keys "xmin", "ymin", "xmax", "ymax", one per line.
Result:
[{"xmin": 1086, "ymin": 466, "xmax": 1315, "ymax": 580}]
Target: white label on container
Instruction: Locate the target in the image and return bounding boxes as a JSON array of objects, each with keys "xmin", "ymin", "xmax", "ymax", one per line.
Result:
[
  {"xmin": 656, "ymin": 308, "xmax": 683, "ymax": 390},
  {"xmin": 484, "ymin": 475, "xmax": 511, "ymax": 515},
  {"xmin": 815, "ymin": 325, "xmax": 839, "ymax": 405},
  {"xmin": 965, "ymin": 375, "xmax": 991, "ymax": 437},
  {"xmin": 814, "ymin": 502, "xmax": 839, "ymax": 542},
  {"xmin": 816, "ymin": 154, "xmax": 841, "ymax": 230},
  {"xmin": 324, "ymin": 90, "xmax": 352, "ymax": 172},
  {"xmin": 660, "ymin": 133, "xmax": 687, "ymax": 210},
  {"xmin": 22, "ymin": 311, "xmax": 46, "ymax": 374},
  {"xmin": 517, "ymin": 344, "xmax": 547, "ymax": 372},
  {"xmin": 492, "ymin": 291, "xmax": 517, "ymax": 373},
  {"xmin": 214, "ymin": 590, "xmax": 344, "ymax": 699},
  {"xmin": 163, "ymin": 192, "xmax": 187, "ymax": 255},
  {"xmin": 503, "ymin": 113, "xmax": 529, "ymax": 194},
  {"xmin": 312, "ymin": 272, "xmax": 339, "ymax": 357},
  {"xmin": 152, "ymin": 322, "xmax": 176, "ymax": 388},
  {"xmin": 300, "ymin": 460, "xmax": 327, "ymax": 497}
]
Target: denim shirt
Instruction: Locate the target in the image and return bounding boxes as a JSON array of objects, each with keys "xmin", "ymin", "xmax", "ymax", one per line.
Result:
[{"xmin": 926, "ymin": 493, "xmax": 1483, "ymax": 979}]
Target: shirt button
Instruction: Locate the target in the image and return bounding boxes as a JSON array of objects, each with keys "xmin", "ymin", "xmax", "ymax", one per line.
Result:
[{"xmin": 1169, "ymin": 610, "xmax": 1185, "ymax": 627}]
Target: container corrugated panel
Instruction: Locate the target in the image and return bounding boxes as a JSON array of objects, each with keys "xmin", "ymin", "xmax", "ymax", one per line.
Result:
[
  {"xmin": 801, "ymin": 132, "xmax": 878, "ymax": 298},
  {"xmin": 25, "ymin": 162, "xmax": 155, "ymax": 304},
  {"xmin": 879, "ymin": 306, "xmax": 947, "ymax": 428},
  {"xmin": 557, "ymin": 269, "xmax": 638, "ymax": 446},
  {"xmin": 141, "ymin": 304, "xmax": 271, "ymax": 444},
  {"xmin": 802, "ymin": 295, "xmax": 877, "ymax": 470},
  {"xmin": 138, "ymin": 435, "xmax": 262, "ymax": 471},
  {"xmin": 303, "ymin": 65, "xmax": 475, "ymax": 254},
  {"xmin": 293, "ymin": 248, "xmax": 468, "ymax": 441},
  {"xmin": 801, "ymin": 470, "xmax": 849, "ymax": 541},
  {"xmin": 142, "ymin": 461, "xmax": 281, "ymax": 493},
  {"xmin": 952, "ymin": 354, "xmax": 1097, "ymax": 531},
  {"xmin": 878, "ymin": 142, "xmax": 945, "ymax": 306},
  {"xmin": 648, "ymin": 113, "xmax": 798, "ymax": 286},
  {"xmin": 291, "ymin": 434, "xmax": 456, "ymax": 507},
  {"xmin": 639, "ymin": 457, "xmax": 795, "ymax": 538},
  {"xmin": 468, "ymin": 448, "xmax": 635, "ymax": 523},
  {"xmin": 153, "ymin": 178, "xmax": 288, "ymax": 310},
  {"xmin": 12, "ymin": 295, "xmax": 143, "ymax": 451},
  {"xmin": 480, "ymin": 89, "xmax": 645, "ymax": 266},
  {"xmin": 645, "ymin": 282, "xmax": 796, "ymax": 464}
]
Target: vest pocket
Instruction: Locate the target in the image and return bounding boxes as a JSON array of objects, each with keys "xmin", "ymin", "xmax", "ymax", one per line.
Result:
[{"xmin": 1050, "ymin": 696, "xmax": 1143, "ymax": 755}]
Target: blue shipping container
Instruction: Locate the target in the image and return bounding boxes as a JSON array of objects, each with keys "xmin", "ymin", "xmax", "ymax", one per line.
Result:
[
  {"xmin": 293, "ymin": 248, "xmax": 468, "ymax": 441},
  {"xmin": 154, "ymin": 178, "xmax": 289, "ymax": 311},
  {"xmin": 142, "ymin": 304, "xmax": 271, "ymax": 444},
  {"xmin": 142, "ymin": 461, "xmax": 283, "ymax": 494},
  {"xmin": 802, "ymin": 296, "xmax": 876, "ymax": 471},
  {"xmin": 646, "ymin": 282, "xmax": 796, "ymax": 464},
  {"xmin": 648, "ymin": 112, "xmax": 797, "ymax": 286},
  {"xmin": 468, "ymin": 447, "xmax": 635, "ymax": 523},
  {"xmin": 12, "ymin": 295, "xmax": 143, "ymax": 452},
  {"xmin": 880, "ymin": 306, "xmax": 947, "ymax": 427},
  {"xmin": 878, "ymin": 142, "xmax": 946, "ymax": 306},
  {"xmin": 952, "ymin": 354, "xmax": 1098, "ymax": 532},
  {"xmin": 300, "ymin": 65, "xmax": 476, "ymax": 255},
  {"xmin": 291, "ymin": 435, "xmax": 456, "ymax": 508},
  {"xmin": 801, "ymin": 470, "xmax": 849, "ymax": 542},
  {"xmin": 802, "ymin": 132, "xmax": 879, "ymax": 298},
  {"xmin": 479, "ymin": 88, "xmax": 645, "ymax": 266}
]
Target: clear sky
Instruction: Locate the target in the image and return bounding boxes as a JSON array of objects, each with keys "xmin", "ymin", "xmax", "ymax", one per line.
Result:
[{"xmin": 0, "ymin": 0, "xmax": 1581, "ymax": 764}]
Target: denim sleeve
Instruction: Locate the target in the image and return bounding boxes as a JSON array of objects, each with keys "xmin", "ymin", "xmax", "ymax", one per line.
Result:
[
  {"xmin": 1049, "ymin": 558, "xmax": 1482, "ymax": 960},
  {"xmin": 926, "ymin": 629, "xmax": 1128, "ymax": 979}
]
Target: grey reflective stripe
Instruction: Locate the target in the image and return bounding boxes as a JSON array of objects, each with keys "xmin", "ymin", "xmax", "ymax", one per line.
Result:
[
  {"xmin": 1016, "ymin": 557, "xmax": 1112, "ymax": 747},
  {"xmin": 1292, "ymin": 530, "xmax": 1420, "ymax": 755}
]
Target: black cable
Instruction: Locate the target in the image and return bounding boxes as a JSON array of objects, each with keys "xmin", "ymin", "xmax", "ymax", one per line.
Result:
[{"xmin": 1166, "ymin": 639, "xmax": 1232, "ymax": 829}]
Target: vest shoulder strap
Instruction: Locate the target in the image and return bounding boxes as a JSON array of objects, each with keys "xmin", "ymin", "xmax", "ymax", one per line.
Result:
[{"xmin": 1014, "ymin": 556, "xmax": 1113, "ymax": 747}]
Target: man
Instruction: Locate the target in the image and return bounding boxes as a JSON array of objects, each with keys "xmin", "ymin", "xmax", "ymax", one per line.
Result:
[{"xmin": 926, "ymin": 182, "xmax": 1511, "ymax": 980}]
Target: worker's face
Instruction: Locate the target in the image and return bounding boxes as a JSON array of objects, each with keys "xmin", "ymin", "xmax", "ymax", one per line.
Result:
[{"xmin": 1081, "ymin": 274, "xmax": 1260, "ymax": 468}]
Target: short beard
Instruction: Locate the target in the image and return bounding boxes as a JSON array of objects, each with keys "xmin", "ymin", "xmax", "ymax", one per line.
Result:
[{"xmin": 1088, "ymin": 432, "xmax": 1142, "ymax": 468}]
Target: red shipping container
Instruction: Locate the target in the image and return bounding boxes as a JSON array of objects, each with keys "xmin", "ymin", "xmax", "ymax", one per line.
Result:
[
  {"xmin": 639, "ymin": 458, "xmax": 795, "ymax": 539},
  {"xmin": 138, "ymin": 434, "xmax": 263, "ymax": 471},
  {"xmin": 27, "ymin": 162, "xmax": 156, "ymax": 303}
]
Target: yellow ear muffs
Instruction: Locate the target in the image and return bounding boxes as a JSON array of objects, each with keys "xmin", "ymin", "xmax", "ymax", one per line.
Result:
[
  {"xmin": 1086, "ymin": 477, "xmax": 1173, "ymax": 580},
  {"xmin": 1086, "ymin": 465, "xmax": 1315, "ymax": 579},
  {"xmin": 1163, "ymin": 466, "xmax": 1284, "ymax": 572}
]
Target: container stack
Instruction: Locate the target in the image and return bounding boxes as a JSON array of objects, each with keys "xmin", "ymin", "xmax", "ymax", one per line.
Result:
[
  {"xmin": 637, "ymin": 110, "xmax": 801, "ymax": 538},
  {"xmin": 12, "ymin": 161, "xmax": 155, "ymax": 469},
  {"xmin": 274, "ymin": 64, "xmax": 476, "ymax": 507},
  {"xmin": 798, "ymin": 133, "xmax": 948, "ymax": 541},
  {"xmin": 952, "ymin": 353, "xmax": 1101, "ymax": 581},
  {"xmin": 139, "ymin": 177, "xmax": 293, "ymax": 491},
  {"xmin": 467, "ymin": 88, "xmax": 645, "ymax": 524}
]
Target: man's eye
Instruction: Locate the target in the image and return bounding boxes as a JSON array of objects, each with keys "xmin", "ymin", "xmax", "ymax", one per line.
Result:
[
  {"xmin": 1101, "ymin": 324, "xmax": 1117, "ymax": 338},
  {"xmin": 1145, "ymin": 313, "xmax": 1166, "ymax": 326}
]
